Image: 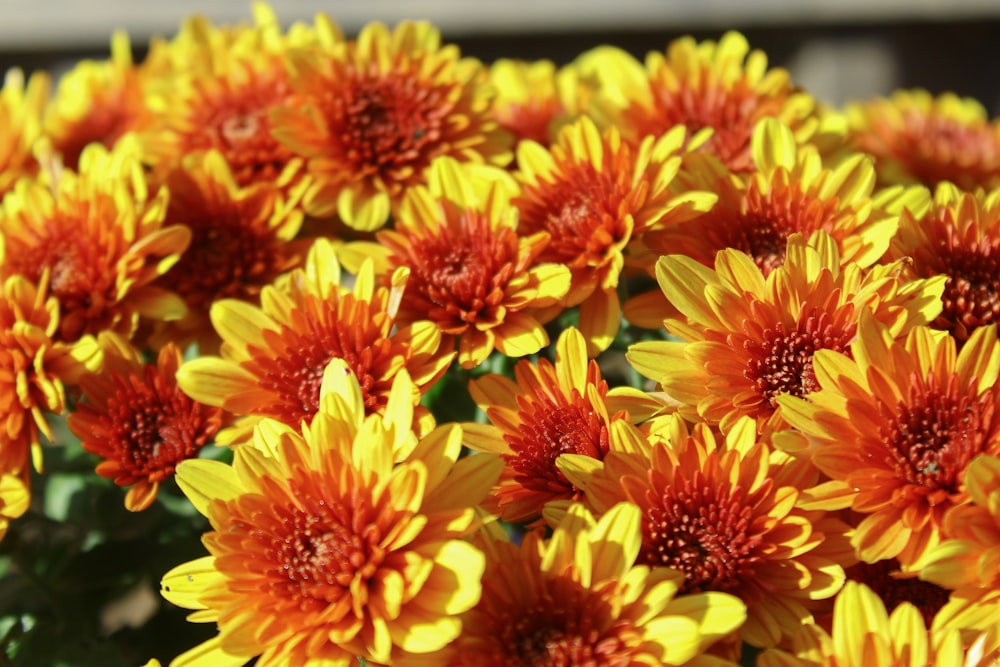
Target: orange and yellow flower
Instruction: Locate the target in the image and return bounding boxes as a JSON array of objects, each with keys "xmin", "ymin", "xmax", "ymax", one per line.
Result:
[
  {"xmin": 560, "ymin": 415, "xmax": 846, "ymax": 648},
  {"xmin": 377, "ymin": 157, "xmax": 571, "ymax": 368},
  {"xmin": 776, "ymin": 319, "xmax": 1000, "ymax": 570},
  {"xmin": 758, "ymin": 581, "xmax": 1000, "ymax": 667},
  {"xmin": 513, "ymin": 116, "xmax": 716, "ymax": 353},
  {"xmin": 0, "ymin": 140, "xmax": 190, "ymax": 344},
  {"xmin": 270, "ymin": 20, "xmax": 513, "ymax": 230},
  {"xmin": 847, "ymin": 89, "xmax": 1000, "ymax": 190},
  {"xmin": 0, "ymin": 67, "xmax": 48, "ymax": 198},
  {"xmin": 587, "ymin": 31, "xmax": 839, "ymax": 174},
  {"xmin": 177, "ymin": 238, "xmax": 452, "ymax": 445},
  {"xmin": 463, "ymin": 326, "xmax": 661, "ymax": 525},
  {"xmin": 885, "ymin": 182, "xmax": 1000, "ymax": 345},
  {"xmin": 627, "ymin": 230, "xmax": 944, "ymax": 434},
  {"xmin": 446, "ymin": 502, "xmax": 747, "ymax": 666},
  {"xmin": 67, "ymin": 333, "xmax": 224, "ymax": 512},
  {"xmin": 161, "ymin": 360, "xmax": 503, "ymax": 666}
]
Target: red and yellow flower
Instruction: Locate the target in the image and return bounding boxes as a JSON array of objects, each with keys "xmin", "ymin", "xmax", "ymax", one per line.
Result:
[
  {"xmin": 776, "ymin": 319, "xmax": 1000, "ymax": 570},
  {"xmin": 161, "ymin": 361, "xmax": 503, "ymax": 666}
]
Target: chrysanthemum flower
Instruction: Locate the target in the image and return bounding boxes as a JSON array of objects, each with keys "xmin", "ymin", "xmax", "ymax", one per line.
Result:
[
  {"xmin": 844, "ymin": 557, "xmax": 952, "ymax": 629},
  {"xmin": 67, "ymin": 333, "xmax": 223, "ymax": 512},
  {"xmin": 488, "ymin": 58, "xmax": 568, "ymax": 148},
  {"xmin": 885, "ymin": 182, "xmax": 1000, "ymax": 345},
  {"xmin": 445, "ymin": 502, "xmax": 747, "ymax": 666},
  {"xmin": 0, "ymin": 274, "xmax": 98, "ymax": 483},
  {"xmin": 161, "ymin": 361, "xmax": 503, "ymax": 666},
  {"xmin": 145, "ymin": 150, "xmax": 306, "ymax": 351},
  {"xmin": 513, "ymin": 116, "xmax": 716, "ymax": 353},
  {"xmin": 757, "ymin": 581, "xmax": 1000, "ymax": 667},
  {"xmin": 776, "ymin": 319, "xmax": 1000, "ymax": 570},
  {"xmin": 560, "ymin": 415, "xmax": 846, "ymax": 648},
  {"xmin": 463, "ymin": 326, "xmax": 661, "ymax": 525},
  {"xmin": 587, "ymin": 31, "xmax": 839, "ymax": 174},
  {"xmin": 270, "ymin": 20, "xmax": 513, "ymax": 230},
  {"xmin": 0, "ymin": 140, "xmax": 190, "ymax": 343},
  {"xmin": 920, "ymin": 454, "xmax": 1000, "ymax": 634},
  {"xmin": 378, "ymin": 157, "xmax": 571, "ymax": 369},
  {"xmin": 177, "ymin": 238, "xmax": 452, "ymax": 445},
  {"xmin": 847, "ymin": 89, "xmax": 1000, "ymax": 190},
  {"xmin": 43, "ymin": 32, "xmax": 154, "ymax": 171},
  {"xmin": 0, "ymin": 67, "xmax": 48, "ymax": 197},
  {"xmin": 627, "ymin": 230, "xmax": 944, "ymax": 434}
]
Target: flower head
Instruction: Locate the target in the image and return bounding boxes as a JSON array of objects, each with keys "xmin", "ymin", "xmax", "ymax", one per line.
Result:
[
  {"xmin": 177, "ymin": 238, "xmax": 452, "ymax": 445},
  {"xmin": 0, "ymin": 68, "xmax": 48, "ymax": 198},
  {"xmin": 628, "ymin": 230, "xmax": 944, "ymax": 434},
  {"xmin": 378, "ymin": 157, "xmax": 571, "ymax": 368},
  {"xmin": 67, "ymin": 333, "xmax": 224, "ymax": 511},
  {"xmin": 847, "ymin": 89, "xmax": 1000, "ymax": 190},
  {"xmin": 271, "ymin": 20, "xmax": 512, "ymax": 230},
  {"xmin": 776, "ymin": 318, "xmax": 1000, "ymax": 570},
  {"xmin": 161, "ymin": 361, "xmax": 503, "ymax": 665},
  {"xmin": 447, "ymin": 502, "xmax": 747, "ymax": 666}
]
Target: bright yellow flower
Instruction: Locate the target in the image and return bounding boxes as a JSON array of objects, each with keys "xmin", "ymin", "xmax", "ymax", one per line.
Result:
[
  {"xmin": 587, "ymin": 31, "xmax": 840, "ymax": 174},
  {"xmin": 628, "ymin": 230, "xmax": 944, "ymax": 434},
  {"xmin": 444, "ymin": 502, "xmax": 746, "ymax": 666},
  {"xmin": 513, "ymin": 115, "xmax": 716, "ymax": 353},
  {"xmin": 847, "ymin": 89, "xmax": 1000, "ymax": 190},
  {"xmin": 885, "ymin": 182, "xmax": 1000, "ymax": 345},
  {"xmin": 0, "ymin": 139, "xmax": 189, "ymax": 343},
  {"xmin": 161, "ymin": 360, "xmax": 503, "ymax": 666},
  {"xmin": 463, "ymin": 326, "xmax": 662, "ymax": 525},
  {"xmin": 378, "ymin": 157, "xmax": 571, "ymax": 369},
  {"xmin": 177, "ymin": 238, "xmax": 452, "ymax": 445},
  {"xmin": 0, "ymin": 67, "xmax": 48, "ymax": 198},
  {"xmin": 560, "ymin": 415, "xmax": 846, "ymax": 648},
  {"xmin": 776, "ymin": 319, "xmax": 1000, "ymax": 570},
  {"xmin": 757, "ymin": 581, "xmax": 1000, "ymax": 667},
  {"xmin": 270, "ymin": 20, "xmax": 513, "ymax": 231}
]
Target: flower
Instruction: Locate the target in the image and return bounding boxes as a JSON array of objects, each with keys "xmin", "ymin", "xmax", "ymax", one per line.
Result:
[
  {"xmin": 627, "ymin": 230, "xmax": 944, "ymax": 434},
  {"xmin": 844, "ymin": 557, "xmax": 952, "ymax": 629},
  {"xmin": 847, "ymin": 89, "xmax": 1000, "ymax": 190},
  {"xmin": 377, "ymin": 156, "xmax": 571, "ymax": 368},
  {"xmin": 446, "ymin": 502, "xmax": 747, "ymax": 666},
  {"xmin": 145, "ymin": 149, "xmax": 306, "ymax": 351},
  {"xmin": 270, "ymin": 20, "xmax": 513, "ymax": 230},
  {"xmin": 587, "ymin": 31, "xmax": 838, "ymax": 174},
  {"xmin": 488, "ymin": 58, "xmax": 568, "ymax": 148},
  {"xmin": 0, "ymin": 140, "xmax": 190, "ymax": 343},
  {"xmin": 177, "ymin": 238, "xmax": 452, "ymax": 445},
  {"xmin": 161, "ymin": 360, "xmax": 503, "ymax": 665},
  {"xmin": 0, "ymin": 473, "xmax": 29, "ymax": 542},
  {"xmin": 0, "ymin": 67, "xmax": 48, "ymax": 198},
  {"xmin": 463, "ymin": 326, "xmax": 660, "ymax": 525},
  {"xmin": 513, "ymin": 116, "xmax": 716, "ymax": 353},
  {"xmin": 67, "ymin": 333, "xmax": 224, "ymax": 512},
  {"xmin": 775, "ymin": 319, "xmax": 1000, "ymax": 570},
  {"xmin": 560, "ymin": 415, "xmax": 846, "ymax": 648},
  {"xmin": 885, "ymin": 182, "xmax": 1000, "ymax": 345}
]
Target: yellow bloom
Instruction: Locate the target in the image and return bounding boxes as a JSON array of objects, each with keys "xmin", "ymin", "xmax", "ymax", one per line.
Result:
[
  {"xmin": 0, "ymin": 473, "xmax": 29, "ymax": 542},
  {"xmin": 378, "ymin": 157, "xmax": 571, "ymax": 368},
  {"xmin": 0, "ymin": 67, "xmax": 48, "ymax": 198},
  {"xmin": 161, "ymin": 360, "xmax": 503, "ymax": 666}
]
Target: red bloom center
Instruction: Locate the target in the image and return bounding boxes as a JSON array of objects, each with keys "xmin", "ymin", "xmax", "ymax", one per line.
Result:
[
  {"xmin": 895, "ymin": 111, "xmax": 1000, "ymax": 189},
  {"xmin": 497, "ymin": 97, "xmax": 563, "ymax": 147},
  {"xmin": 846, "ymin": 558, "xmax": 950, "ymax": 627},
  {"xmin": 928, "ymin": 223, "xmax": 1000, "ymax": 343}
]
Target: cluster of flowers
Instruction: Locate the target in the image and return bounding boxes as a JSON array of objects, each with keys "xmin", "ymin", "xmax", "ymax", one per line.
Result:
[{"xmin": 2, "ymin": 3, "xmax": 1000, "ymax": 665}]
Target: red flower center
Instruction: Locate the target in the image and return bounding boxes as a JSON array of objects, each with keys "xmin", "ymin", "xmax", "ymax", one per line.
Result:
[
  {"xmin": 934, "ymin": 231, "xmax": 1000, "ymax": 343},
  {"xmin": 846, "ymin": 558, "xmax": 950, "ymax": 627},
  {"xmin": 497, "ymin": 97, "xmax": 563, "ymax": 147},
  {"xmin": 897, "ymin": 111, "xmax": 1000, "ymax": 189}
]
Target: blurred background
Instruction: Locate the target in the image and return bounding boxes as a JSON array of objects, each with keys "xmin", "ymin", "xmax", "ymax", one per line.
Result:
[{"xmin": 2, "ymin": 0, "xmax": 1000, "ymax": 113}]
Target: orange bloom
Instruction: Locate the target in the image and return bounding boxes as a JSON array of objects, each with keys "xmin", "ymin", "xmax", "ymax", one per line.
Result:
[
  {"xmin": 377, "ymin": 157, "xmax": 571, "ymax": 368},
  {"xmin": 0, "ymin": 68, "xmax": 48, "ymax": 198},
  {"xmin": 271, "ymin": 20, "xmax": 513, "ymax": 230},
  {"xmin": 886, "ymin": 183, "xmax": 1000, "ymax": 345},
  {"xmin": 162, "ymin": 361, "xmax": 503, "ymax": 665},
  {"xmin": 627, "ymin": 230, "xmax": 944, "ymax": 434},
  {"xmin": 177, "ymin": 238, "xmax": 452, "ymax": 445},
  {"xmin": 776, "ymin": 319, "xmax": 1000, "ymax": 570},
  {"xmin": 847, "ymin": 89, "xmax": 1000, "ymax": 190},
  {"xmin": 68, "ymin": 334, "xmax": 223, "ymax": 512},
  {"xmin": 463, "ymin": 326, "xmax": 661, "ymax": 525},
  {"xmin": 587, "ymin": 31, "xmax": 840, "ymax": 174},
  {"xmin": 146, "ymin": 150, "xmax": 307, "ymax": 351},
  {"xmin": 513, "ymin": 116, "xmax": 716, "ymax": 353},
  {"xmin": 446, "ymin": 502, "xmax": 747, "ymax": 666},
  {"xmin": 560, "ymin": 415, "xmax": 846, "ymax": 648},
  {"xmin": 0, "ymin": 140, "xmax": 190, "ymax": 343}
]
